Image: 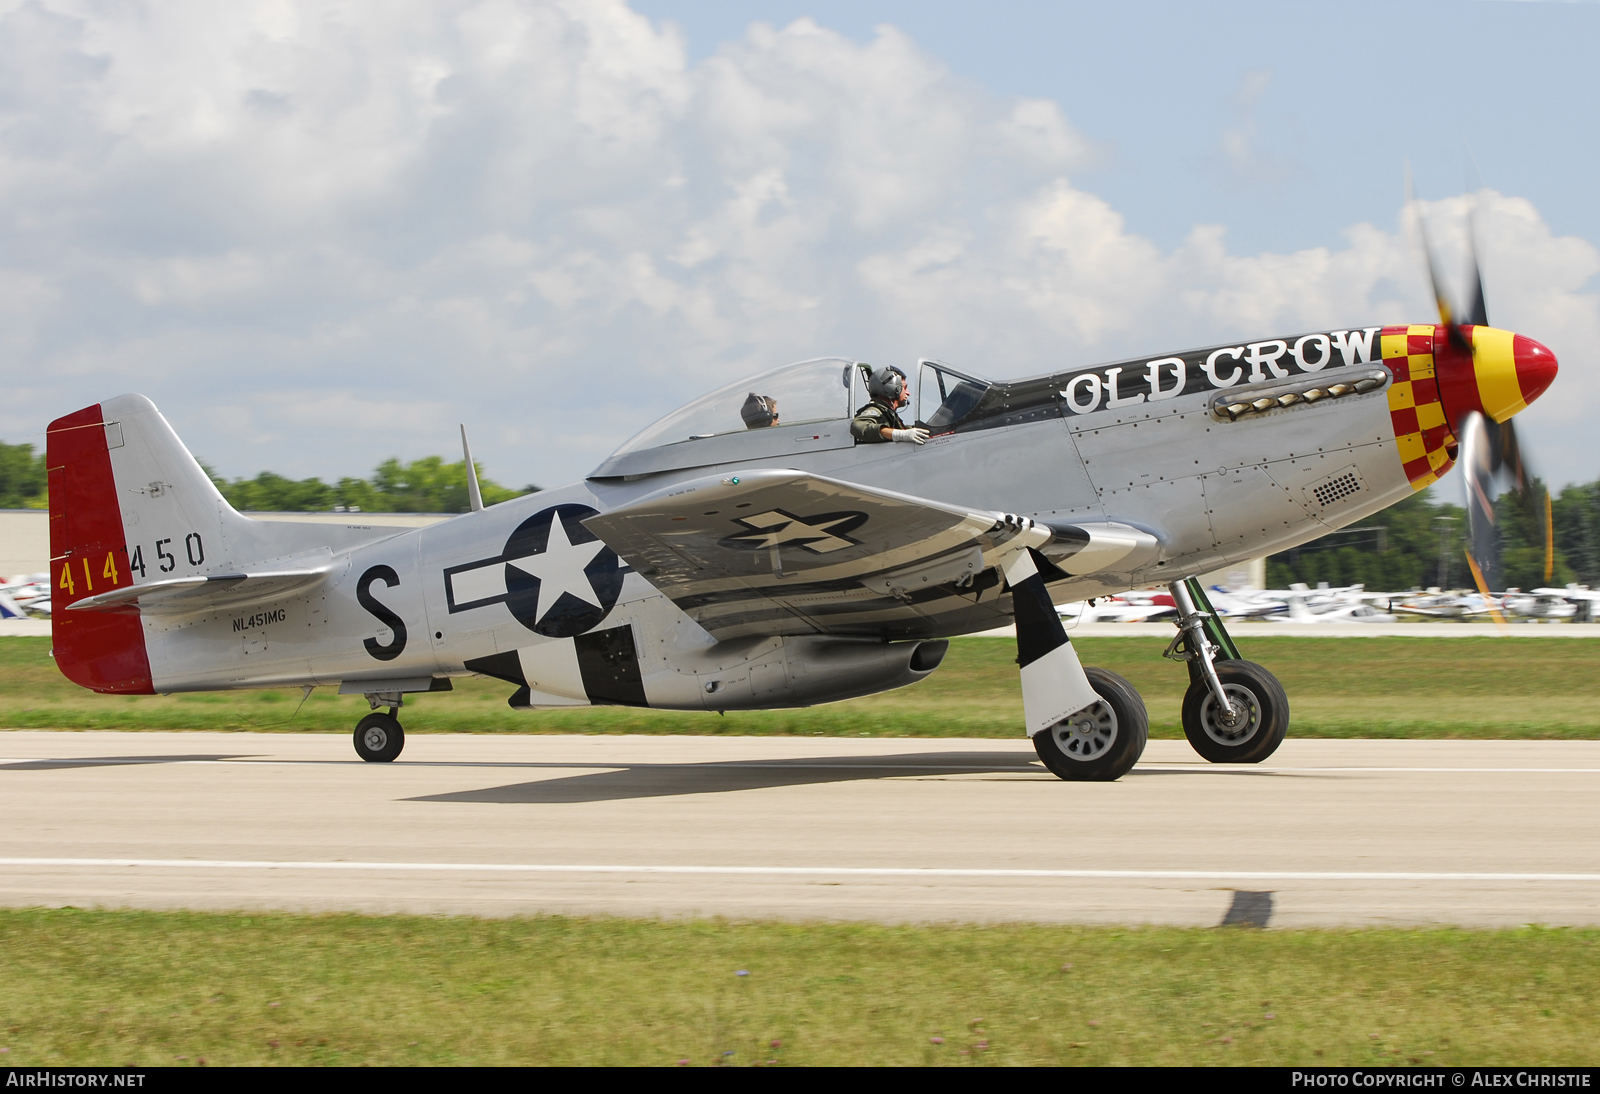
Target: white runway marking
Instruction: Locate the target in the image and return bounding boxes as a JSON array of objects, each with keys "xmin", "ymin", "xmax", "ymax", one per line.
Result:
[{"xmin": 3, "ymin": 858, "xmax": 1599, "ymax": 883}]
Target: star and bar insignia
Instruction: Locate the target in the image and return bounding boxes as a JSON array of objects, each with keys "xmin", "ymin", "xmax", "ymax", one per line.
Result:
[{"xmin": 717, "ymin": 509, "xmax": 867, "ymax": 554}]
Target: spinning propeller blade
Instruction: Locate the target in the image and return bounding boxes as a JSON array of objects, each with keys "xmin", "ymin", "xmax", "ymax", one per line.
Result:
[
  {"xmin": 1407, "ymin": 165, "xmax": 1465, "ymax": 348},
  {"xmin": 1464, "ymin": 203, "xmax": 1490, "ymax": 329},
  {"xmin": 1409, "ymin": 179, "xmax": 1554, "ymax": 588}
]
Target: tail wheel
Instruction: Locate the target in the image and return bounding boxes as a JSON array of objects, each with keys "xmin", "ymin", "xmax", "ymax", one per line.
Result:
[
  {"xmin": 354, "ymin": 712, "xmax": 405, "ymax": 763},
  {"xmin": 1181, "ymin": 660, "xmax": 1288, "ymax": 764},
  {"xmin": 1032, "ymin": 666, "xmax": 1148, "ymax": 782}
]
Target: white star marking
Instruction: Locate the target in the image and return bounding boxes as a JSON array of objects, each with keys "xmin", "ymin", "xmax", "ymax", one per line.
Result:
[{"xmin": 505, "ymin": 515, "xmax": 606, "ymax": 625}]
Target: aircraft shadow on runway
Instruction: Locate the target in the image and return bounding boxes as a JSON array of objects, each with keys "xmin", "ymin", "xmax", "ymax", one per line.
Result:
[
  {"xmin": 406, "ymin": 751, "xmax": 1051, "ymax": 804},
  {"xmin": 0, "ymin": 754, "xmax": 252, "ymax": 771}
]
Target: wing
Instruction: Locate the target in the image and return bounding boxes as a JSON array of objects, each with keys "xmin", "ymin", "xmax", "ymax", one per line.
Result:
[{"xmin": 583, "ymin": 468, "xmax": 1157, "ymax": 640}]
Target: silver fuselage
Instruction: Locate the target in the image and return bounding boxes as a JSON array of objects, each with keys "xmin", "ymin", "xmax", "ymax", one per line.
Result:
[{"xmin": 137, "ymin": 328, "xmax": 1413, "ymax": 710}]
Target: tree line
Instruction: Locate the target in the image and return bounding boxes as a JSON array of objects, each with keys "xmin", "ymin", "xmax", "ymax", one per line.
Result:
[
  {"xmin": 0, "ymin": 439, "xmax": 538, "ymax": 514},
  {"xmin": 204, "ymin": 456, "xmax": 539, "ymax": 513},
  {"xmin": 0, "ymin": 440, "xmax": 47, "ymax": 509}
]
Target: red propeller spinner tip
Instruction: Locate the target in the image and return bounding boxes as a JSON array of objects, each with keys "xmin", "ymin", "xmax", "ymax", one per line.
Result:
[{"xmin": 1508, "ymin": 333, "xmax": 1559, "ymax": 411}]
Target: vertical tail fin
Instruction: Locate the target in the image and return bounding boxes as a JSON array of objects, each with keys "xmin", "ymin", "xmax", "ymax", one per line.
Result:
[{"xmin": 47, "ymin": 394, "xmax": 251, "ymax": 693}]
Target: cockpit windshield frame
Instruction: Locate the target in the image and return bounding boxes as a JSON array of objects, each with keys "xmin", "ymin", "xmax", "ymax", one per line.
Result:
[{"xmin": 917, "ymin": 358, "xmax": 993, "ymax": 433}]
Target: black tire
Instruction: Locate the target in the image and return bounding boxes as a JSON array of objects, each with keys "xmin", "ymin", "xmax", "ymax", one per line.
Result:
[
  {"xmin": 354, "ymin": 712, "xmax": 405, "ymax": 763},
  {"xmin": 1181, "ymin": 660, "xmax": 1288, "ymax": 764},
  {"xmin": 1032, "ymin": 666, "xmax": 1149, "ymax": 782}
]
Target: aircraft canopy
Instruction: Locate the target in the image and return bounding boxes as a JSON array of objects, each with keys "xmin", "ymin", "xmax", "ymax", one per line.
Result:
[{"xmin": 589, "ymin": 356, "xmax": 994, "ymax": 479}]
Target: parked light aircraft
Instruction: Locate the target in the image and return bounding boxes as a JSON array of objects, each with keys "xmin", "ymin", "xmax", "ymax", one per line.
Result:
[
  {"xmin": 1200, "ymin": 587, "xmax": 1289, "ymax": 621},
  {"xmin": 1500, "ymin": 590, "xmax": 1578, "ymax": 621},
  {"xmin": 1390, "ymin": 585, "xmax": 1592, "ymax": 623},
  {"xmin": 43, "ymin": 224, "xmax": 1560, "ymax": 780},
  {"xmin": 1204, "ymin": 582, "xmax": 1407, "ymax": 622},
  {"xmin": 1533, "ymin": 585, "xmax": 1600, "ymax": 622},
  {"xmin": 1271, "ymin": 583, "xmax": 1399, "ymax": 624},
  {"xmin": 0, "ymin": 575, "xmax": 51, "ymax": 619},
  {"xmin": 1059, "ymin": 592, "xmax": 1178, "ymax": 624},
  {"xmin": 1213, "ymin": 581, "xmax": 1385, "ymax": 621},
  {"xmin": 1390, "ymin": 588, "xmax": 1494, "ymax": 618}
]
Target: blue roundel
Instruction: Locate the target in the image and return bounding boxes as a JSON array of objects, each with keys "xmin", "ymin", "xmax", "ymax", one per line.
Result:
[{"xmin": 501, "ymin": 504, "xmax": 624, "ymax": 637}]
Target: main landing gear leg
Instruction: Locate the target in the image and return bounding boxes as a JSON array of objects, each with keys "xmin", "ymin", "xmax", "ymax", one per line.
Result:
[
  {"xmin": 353, "ymin": 691, "xmax": 405, "ymax": 763},
  {"xmin": 1008, "ymin": 544, "xmax": 1148, "ymax": 781},
  {"xmin": 1165, "ymin": 578, "xmax": 1288, "ymax": 764}
]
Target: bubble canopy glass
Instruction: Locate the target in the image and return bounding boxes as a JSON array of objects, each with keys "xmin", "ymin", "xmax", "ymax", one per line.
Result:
[{"xmin": 609, "ymin": 357, "xmax": 861, "ymax": 457}]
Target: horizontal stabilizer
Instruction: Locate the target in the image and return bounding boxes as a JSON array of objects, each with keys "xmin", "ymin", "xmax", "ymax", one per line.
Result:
[{"xmin": 65, "ymin": 568, "xmax": 333, "ymax": 615}]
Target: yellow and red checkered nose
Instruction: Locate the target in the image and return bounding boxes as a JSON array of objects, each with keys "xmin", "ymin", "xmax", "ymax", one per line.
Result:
[
  {"xmin": 1382, "ymin": 325, "xmax": 1453, "ymax": 489},
  {"xmin": 1435, "ymin": 326, "xmax": 1559, "ymax": 426}
]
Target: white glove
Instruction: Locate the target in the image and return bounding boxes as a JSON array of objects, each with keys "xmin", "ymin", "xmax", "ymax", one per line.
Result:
[{"xmin": 890, "ymin": 427, "xmax": 929, "ymax": 445}]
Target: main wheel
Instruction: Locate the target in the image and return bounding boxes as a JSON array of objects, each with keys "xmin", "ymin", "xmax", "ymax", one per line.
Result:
[
  {"xmin": 354, "ymin": 712, "xmax": 405, "ymax": 763},
  {"xmin": 1032, "ymin": 667, "xmax": 1149, "ymax": 782},
  {"xmin": 1181, "ymin": 660, "xmax": 1288, "ymax": 764}
]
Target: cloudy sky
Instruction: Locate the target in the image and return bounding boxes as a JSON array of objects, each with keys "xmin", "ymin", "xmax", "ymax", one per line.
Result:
[{"xmin": 2, "ymin": 0, "xmax": 1597, "ymax": 496}]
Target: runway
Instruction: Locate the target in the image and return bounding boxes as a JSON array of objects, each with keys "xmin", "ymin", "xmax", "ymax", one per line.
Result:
[{"xmin": 1, "ymin": 732, "xmax": 1597, "ymax": 928}]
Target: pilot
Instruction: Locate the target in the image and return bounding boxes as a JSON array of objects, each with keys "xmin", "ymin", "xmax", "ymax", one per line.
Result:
[
  {"xmin": 851, "ymin": 366, "xmax": 928, "ymax": 445},
  {"xmin": 741, "ymin": 393, "xmax": 779, "ymax": 429}
]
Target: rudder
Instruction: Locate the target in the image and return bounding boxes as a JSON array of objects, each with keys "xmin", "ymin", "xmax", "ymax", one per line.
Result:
[{"xmin": 47, "ymin": 401, "xmax": 153, "ymax": 693}]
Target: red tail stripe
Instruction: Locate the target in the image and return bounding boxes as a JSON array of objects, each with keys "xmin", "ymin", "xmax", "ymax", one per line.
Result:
[{"xmin": 46, "ymin": 403, "xmax": 154, "ymax": 695}]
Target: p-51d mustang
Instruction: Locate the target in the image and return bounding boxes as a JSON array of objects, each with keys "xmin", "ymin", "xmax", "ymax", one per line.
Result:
[{"xmin": 46, "ymin": 254, "xmax": 1558, "ymax": 781}]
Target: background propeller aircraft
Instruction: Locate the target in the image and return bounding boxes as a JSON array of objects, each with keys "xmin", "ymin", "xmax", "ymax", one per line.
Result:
[
  {"xmin": 1203, "ymin": 581, "xmax": 1396, "ymax": 622},
  {"xmin": 1533, "ymin": 585, "xmax": 1600, "ymax": 623},
  {"xmin": 1499, "ymin": 589, "xmax": 1579, "ymax": 622},
  {"xmin": 1270, "ymin": 584, "xmax": 1399, "ymax": 625},
  {"xmin": 1058, "ymin": 592, "xmax": 1179, "ymax": 624},
  {"xmin": 43, "ymin": 198, "xmax": 1559, "ymax": 781},
  {"xmin": 1198, "ymin": 587, "xmax": 1290, "ymax": 621},
  {"xmin": 1389, "ymin": 588, "xmax": 1498, "ymax": 619},
  {"xmin": 1389, "ymin": 585, "xmax": 1595, "ymax": 623},
  {"xmin": 0, "ymin": 574, "xmax": 51, "ymax": 619}
]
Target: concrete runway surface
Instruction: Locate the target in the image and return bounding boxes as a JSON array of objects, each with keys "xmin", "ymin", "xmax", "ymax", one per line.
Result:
[{"xmin": 1, "ymin": 732, "xmax": 1597, "ymax": 929}]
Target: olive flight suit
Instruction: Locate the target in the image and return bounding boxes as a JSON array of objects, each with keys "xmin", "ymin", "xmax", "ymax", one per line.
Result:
[{"xmin": 850, "ymin": 398, "xmax": 907, "ymax": 443}]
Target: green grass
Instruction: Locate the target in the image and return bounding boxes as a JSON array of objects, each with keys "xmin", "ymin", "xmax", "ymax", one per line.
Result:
[
  {"xmin": 0, "ymin": 908, "xmax": 1593, "ymax": 1066},
  {"xmin": 2, "ymin": 635, "xmax": 1596, "ymax": 739}
]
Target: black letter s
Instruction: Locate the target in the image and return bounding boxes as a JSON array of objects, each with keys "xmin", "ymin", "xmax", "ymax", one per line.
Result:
[{"xmin": 357, "ymin": 565, "xmax": 408, "ymax": 661}]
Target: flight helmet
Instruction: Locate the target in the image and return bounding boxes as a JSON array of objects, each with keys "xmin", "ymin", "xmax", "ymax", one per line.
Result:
[
  {"xmin": 740, "ymin": 392, "xmax": 778, "ymax": 428},
  {"xmin": 866, "ymin": 366, "xmax": 906, "ymax": 402}
]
